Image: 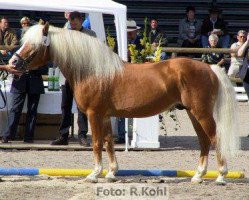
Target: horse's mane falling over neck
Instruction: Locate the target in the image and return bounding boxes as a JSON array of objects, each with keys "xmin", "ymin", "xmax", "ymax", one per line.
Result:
[{"xmin": 22, "ymin": 25, "xmax": 124, "ymax": 81}]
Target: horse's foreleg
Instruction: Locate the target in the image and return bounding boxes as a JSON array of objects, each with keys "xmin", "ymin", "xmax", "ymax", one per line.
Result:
[
  {"xmin": 85, "ymin": 113, "xmax": 104, "ymax": 183},
  {"xmin": 187, "ymin": 112, "xmax": 210, "ymax": 183},
  {"xmin": 103, "ymin": 118, "xmax": 118, "ymax": 182}
]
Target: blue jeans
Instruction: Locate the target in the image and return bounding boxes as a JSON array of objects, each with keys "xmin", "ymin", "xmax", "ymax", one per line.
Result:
[
  {"xmin": 117, "ymin": 118, "xmax": 125, "ymax": 140},
  {"xmin": 201, "ymin": 34, "xmax": 230, "ymax": 48}
]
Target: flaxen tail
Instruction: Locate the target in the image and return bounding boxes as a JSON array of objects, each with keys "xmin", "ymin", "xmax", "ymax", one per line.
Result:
[{"xmin": 211, "ymin": 65, "xmax": 240, "ymax": 158}]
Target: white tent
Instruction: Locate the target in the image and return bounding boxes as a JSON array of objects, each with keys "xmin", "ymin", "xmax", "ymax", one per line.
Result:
[{"xmin": 0, "ymin": 0, "xmax": 127, "ymax": 60}]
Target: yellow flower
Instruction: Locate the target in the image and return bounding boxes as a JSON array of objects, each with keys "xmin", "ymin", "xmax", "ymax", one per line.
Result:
[
  {"xmin": 153, "ymin": 46, "xmax": 162, "ymax": 62},
  {"xmin": 106, "ymin": 27, "xmax": 115, "ymax": 50}
]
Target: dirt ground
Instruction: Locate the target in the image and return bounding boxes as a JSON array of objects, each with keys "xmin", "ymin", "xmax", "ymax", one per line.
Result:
[{"xmin": 0, "ymin": 102, "xmax": 249, "ymax": 200}]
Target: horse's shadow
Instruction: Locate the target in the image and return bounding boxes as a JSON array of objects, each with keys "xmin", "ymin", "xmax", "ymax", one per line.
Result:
[{"xmin": 159, "ymin": 136, "xmax": 249, "ymax": 151}]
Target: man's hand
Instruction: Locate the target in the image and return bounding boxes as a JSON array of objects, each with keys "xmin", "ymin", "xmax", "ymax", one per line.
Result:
[
  {"xmin": 0, "ymin": 50, "xmax": 7, "ymax": 56},
  {"xmin": 1, "ymin": 64, "xmax": 22, "ymax": 76}
]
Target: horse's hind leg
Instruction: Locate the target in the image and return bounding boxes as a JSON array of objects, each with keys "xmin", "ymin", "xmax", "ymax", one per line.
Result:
[
  {"xmin": 189, "ymin": 110, "xmax": 228, "ymax": 184},
  {"xmin": 85, "ymin": 112, "xmax": 104, "ymax": 183},
  {"xmin": 103, "ymin": 118, "xmax": 118, "ymax": 182},
  {"xmin": 215, "ymin": 151, "xmax": 228, "ymax": 185},
  {"xmin": 187, "ymin": 111, "xmax": 210, "ymax": 183}
]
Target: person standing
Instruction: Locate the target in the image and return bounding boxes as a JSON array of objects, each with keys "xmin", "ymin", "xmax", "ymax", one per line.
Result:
[
  {"xmin": 237, "ymin": 31, "xmax": 249, "ymax": 98},
  {"xmin": 51, "ymin": 11, "xmax": 96, "ymax": 146},
  {"xmin": 17, "ymin": 16, "xmax": 31, "ymax": 41},
  {"xmin": 228, "ymin": 30, "xmax": 247, "ymax": 77},
  {"xmin": 1, "ymin": 69, "xmax": 44, "ymax": 143}
]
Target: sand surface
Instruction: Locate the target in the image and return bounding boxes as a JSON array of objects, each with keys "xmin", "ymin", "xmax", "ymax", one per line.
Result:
[{"xmin": 0, "ymin": 102, "xmax": 249, "ymax": 200}]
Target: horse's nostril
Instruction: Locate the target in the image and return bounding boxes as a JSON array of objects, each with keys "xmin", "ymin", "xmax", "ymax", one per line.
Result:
[{"xmin": 12, "ymin": 59, "xmax": 18, "ymax": 65}]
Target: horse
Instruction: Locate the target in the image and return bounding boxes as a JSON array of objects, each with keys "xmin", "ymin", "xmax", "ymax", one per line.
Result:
[{"xmin": 7, "ymin": 23, "xmax": 240, "ymax": 184}]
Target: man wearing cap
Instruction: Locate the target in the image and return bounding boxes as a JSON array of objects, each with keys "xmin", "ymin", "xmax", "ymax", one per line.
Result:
[
  {"xmin": 127, "ymin": 19, "xmax": 143, "ymax": 59},
  {"xmin": 201, "ymin": 7, "xmax": 230, "ymax": 48}
]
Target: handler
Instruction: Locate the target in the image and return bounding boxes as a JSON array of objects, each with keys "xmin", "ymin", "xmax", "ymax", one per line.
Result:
[{"xmin": 51, "ymin": 11, "xmax": 96, "ymax": 146}]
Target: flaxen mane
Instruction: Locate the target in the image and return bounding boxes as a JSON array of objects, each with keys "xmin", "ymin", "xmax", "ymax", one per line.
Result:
[{"xmin": 22, "ymin": 25, "xmax": 124, "ymax": 80}]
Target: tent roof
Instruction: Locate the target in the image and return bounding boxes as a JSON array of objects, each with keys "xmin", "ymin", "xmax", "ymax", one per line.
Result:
[
  {"xmin": 0, "ymin": 0, "xmax": 128, "ymax": 60},
  {"xmin": 0, "ymin": 0, "xmax": 126, "ymax": 15}
]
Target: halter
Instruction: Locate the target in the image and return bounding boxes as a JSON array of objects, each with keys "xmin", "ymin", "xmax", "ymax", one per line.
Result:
[
  {"xmin": 13, "ymin": 35, "xmax": 50, "ymax": 72},
  {"xmin": 13, "ymin": 51, "xmax": 38, "ymax": 72}
]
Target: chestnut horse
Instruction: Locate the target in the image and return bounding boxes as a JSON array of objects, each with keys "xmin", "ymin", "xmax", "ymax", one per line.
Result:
[{"xmin": 7, "ymin": 23, "xmax": 240, "ymax": 184}]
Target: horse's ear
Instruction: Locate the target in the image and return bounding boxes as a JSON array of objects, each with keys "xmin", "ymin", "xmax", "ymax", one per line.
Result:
[{"xmin": 43, "ymin": 22, "xmax": 49, "ymax": 36}]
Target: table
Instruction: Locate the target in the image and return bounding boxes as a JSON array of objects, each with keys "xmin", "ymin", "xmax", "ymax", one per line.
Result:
[{"xmin": 0, "ymin": 86, "xmax": 77, "ymax": 114}]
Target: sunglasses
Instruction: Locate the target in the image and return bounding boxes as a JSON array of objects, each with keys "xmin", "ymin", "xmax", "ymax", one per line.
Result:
[
  {"xmin": 22, "ymin": 22, "xmax": 30, "ymax": 25},
  {"xmin": 238, "ymin": 35, "xmax": 246, "ymax": 38}
]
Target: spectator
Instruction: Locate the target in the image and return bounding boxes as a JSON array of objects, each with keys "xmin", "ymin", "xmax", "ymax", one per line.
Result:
[
  {"xmin": 149, "ymin": 18, "xmax": 168, "ymax": 60},
  {"xmin": 64, "ymin": 12, "xmax": 91, "ymax": 29},
  {"xmin": 201, "ymin": 7, "xmax": 230, "ymax": 48},
  {"xmin": 237, "ymin": 31, "xmax": 249, "ymax": 98},
  {"xmin": 228, "ymin": 30, "xmax": 247, "ymax": 77},
  {"xmin": 17, "ymin": 16, "xmax": 31, "ymax": 41},
  {"xmin": 51, "ymin": 11, "xmax": 96, "ymax": 146},
  {"xmin": 127, "ymin": 19, "xmax": 142, "ymax": 61},
  {"xmin": 0, "ymin": 16, "xmax": 18, "ymax": 61},
  {"xmin": 178, "ymin": 6, "xmax": 202, "ymax": 49},
  {"xmin": 1, "ymin": 69, "xmax": 45, "ymax": 143},
  {"xmin": 63, "ymin": 12, "xmax": 71, "ymax": 28},
  {"xmin": 201, "ymin": 34, "xmax": 225, "ymax": 66}
]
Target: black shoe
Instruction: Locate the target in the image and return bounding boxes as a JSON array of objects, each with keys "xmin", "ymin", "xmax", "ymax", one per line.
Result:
[
  {"xmin": 114, "ymin": 137, "xmax": 125, "ymax": 144},
  {"xmin": 1, "ymin": 137, "xmax": 8, "ymax": 143},
  {"xmin": 24, "ymin": 139, "xmax": 34, "ymax": 143},
  {"xmin": 78, "ymin": 136, "xmax": 90, "ymax": 147},
  {"xmin": 51, "ymin": 137, "xmax": 68, "ymax": 145}
]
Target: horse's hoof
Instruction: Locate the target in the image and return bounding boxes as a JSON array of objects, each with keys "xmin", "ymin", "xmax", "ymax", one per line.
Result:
[
  {"xmin": 215, "ymin": 179, "xmax": 226, "ymax": 186},
  {"xmin": 191, "ymin": 177, "xmax": 203, "ymax": 184},
  {"xmin": 105, "ymin": 173, "xmax": 118, "ymax": 182},
  {"xmin": 215, "ymin": 175, "xmax": 226, "ymax": 185},
  {"xmin": 85, "ymin": 176, "xmax": 98, "ymax": 183}
]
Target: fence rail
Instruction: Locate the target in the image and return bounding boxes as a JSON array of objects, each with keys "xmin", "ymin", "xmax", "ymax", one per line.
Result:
[{"xmin": 161, "ymin": 47, "xmax": 237, "ymax": 54}]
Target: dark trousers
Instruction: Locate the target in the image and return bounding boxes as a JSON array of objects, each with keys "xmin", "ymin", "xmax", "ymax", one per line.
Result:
[
  {"xmin": 181, "ymin": 39, "xmax": 201, "ymax": 58},
  {"xmin": 117, "ymin": 118, "xmax": 126, "ymax": 140},
  {"xmin": 3, "ymin": 92, "xmax": 40, "ymax": 141},
  {"xmin": 243, "ymin": 70, "xmax": 249, "ymax": 98},
  {"xmin": 59, "ymin": 81, "xmax": 88, "ymax": 138}
]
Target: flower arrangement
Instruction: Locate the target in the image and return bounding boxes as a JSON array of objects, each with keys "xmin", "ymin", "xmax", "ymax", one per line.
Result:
[
  {"xmin": 128, "ymin": 18, "xmax": 154, "ymax": 63},
  {"xmin": 128, "ymin": 18, "xmax": 165, "ymax": 63}
]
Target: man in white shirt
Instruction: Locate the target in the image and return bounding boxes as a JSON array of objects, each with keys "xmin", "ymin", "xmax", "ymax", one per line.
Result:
[{"xmin": 228, "ymin": 30, "xmax": 247, "ymax": 77}]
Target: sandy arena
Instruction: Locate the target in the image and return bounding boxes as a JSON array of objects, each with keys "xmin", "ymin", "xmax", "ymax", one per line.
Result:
[{"xmin": 0, "ymin": 102, "xmax": 249, "ymax": 200}]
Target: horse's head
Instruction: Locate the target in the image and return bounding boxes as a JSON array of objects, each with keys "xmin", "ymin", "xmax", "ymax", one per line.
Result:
[{"xmin": 9, "ymin": 23, "xmax": 51, "ymax": 72}]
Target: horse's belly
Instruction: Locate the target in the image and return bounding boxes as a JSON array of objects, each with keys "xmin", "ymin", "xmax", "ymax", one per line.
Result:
[{"xmin": 109, "ymin": 93, "xmax": 175, "ymax": 118}]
